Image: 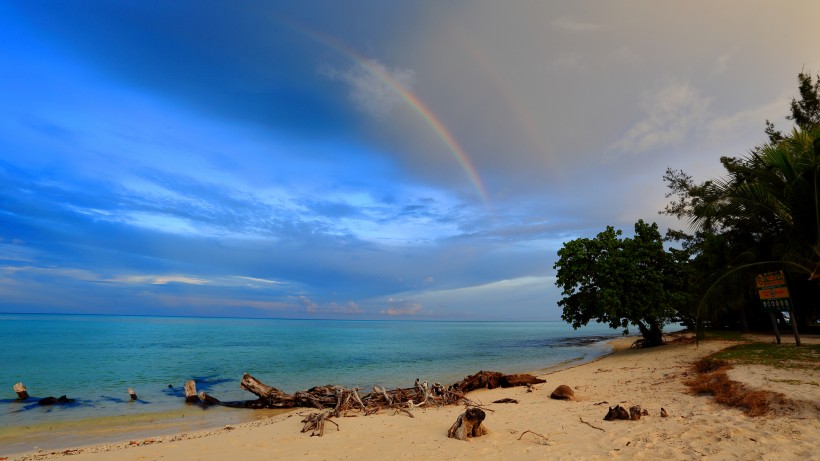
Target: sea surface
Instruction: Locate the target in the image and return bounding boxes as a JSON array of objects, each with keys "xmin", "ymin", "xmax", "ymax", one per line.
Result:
[{"xmin": 0, "ymin": 314, "xmax": 620, "ymax": 453}]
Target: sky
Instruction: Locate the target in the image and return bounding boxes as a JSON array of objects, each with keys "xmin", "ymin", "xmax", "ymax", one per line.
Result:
[{"xmin": 1, "ymin": 1, "xmax": 819, "ymax": 320}]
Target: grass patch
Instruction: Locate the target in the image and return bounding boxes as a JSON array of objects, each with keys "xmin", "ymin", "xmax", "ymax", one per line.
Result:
[
  {"xmin": 765, "ymin": 378, "xmax": 819, "ymax": 386},
  {"xmin": 713, "ymin": 343, "xmax": 820, "ymax": 370}
]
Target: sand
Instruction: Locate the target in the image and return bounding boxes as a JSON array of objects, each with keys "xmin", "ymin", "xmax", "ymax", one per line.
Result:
[{"xmin": 5, "ymin": 333, "xmax": 818, "ymax": 461}]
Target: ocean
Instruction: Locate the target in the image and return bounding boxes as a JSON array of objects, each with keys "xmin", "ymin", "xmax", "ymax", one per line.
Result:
[{"xmin": 0, "ymin": 314, "xmax": 620, "ymax": 453}]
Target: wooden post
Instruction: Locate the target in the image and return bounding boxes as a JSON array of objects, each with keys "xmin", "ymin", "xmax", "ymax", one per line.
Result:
[
  {"xmin": 788, "ymin": 307, "xmax": 802, "ymax": 346},
  {"xmin": 184, "ymin": 380, "xmax": 200, "ymax": 403},
  {"xmin": 128, "ymin": 387, "xmax": 138, "ymax": 400},
  {"xmin": 769, "ymin": 312, "xmax": 781, "ymax": 344},
  {"xmin": 13, "ymin": 382, "xmax": 29, "ymax": 400}
]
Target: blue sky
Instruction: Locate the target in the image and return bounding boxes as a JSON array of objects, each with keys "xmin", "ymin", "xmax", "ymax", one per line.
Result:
[{"xmin": 2, "ymin": 1, "xmax": 819, "ymax": 320}]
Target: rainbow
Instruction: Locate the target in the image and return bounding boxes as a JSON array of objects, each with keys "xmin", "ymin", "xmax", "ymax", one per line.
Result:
[{"xmin": 272, "ymin": 17, "xmax": 491, "ymax": 205}]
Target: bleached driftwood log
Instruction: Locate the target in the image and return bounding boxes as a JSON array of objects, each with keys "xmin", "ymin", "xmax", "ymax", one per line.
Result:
[
  {"xmin": 184, "ymin": 380, "xmax": 200, "ymax": 403},
  {"xmin": 201, "ymin": 370, "xmax": 543, "ymax": 413}
]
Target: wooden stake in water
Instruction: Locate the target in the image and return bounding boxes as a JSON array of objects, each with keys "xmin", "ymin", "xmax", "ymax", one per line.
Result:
[
  {"xmin": 13, "ymin": 382, "xmax": 29, "ymax": 400},
  {"xmin": 185, "ymin": 380, "xmax": 200, "ymax": 403}
]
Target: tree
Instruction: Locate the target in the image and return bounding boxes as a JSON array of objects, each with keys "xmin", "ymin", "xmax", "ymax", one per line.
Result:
[
  {"xmin": 766, "ymin": 71, "xmax": 820, "ymax": 142},
  {"xmin": 553, "ymin": 220, "xmax": 681, "ymax": 347},
  {"xmin": 662, "ymin": 71, "xmax": 820, "ymax": 330}
]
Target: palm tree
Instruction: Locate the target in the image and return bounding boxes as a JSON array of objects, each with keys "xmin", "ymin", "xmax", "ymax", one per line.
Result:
[
  {"xmin": 697, "ymin": 127, "xmax": 820, "ymax": 278},
  {"xmin": 689, "ymin": 126, "xmax": 820, "ymax": 334}
]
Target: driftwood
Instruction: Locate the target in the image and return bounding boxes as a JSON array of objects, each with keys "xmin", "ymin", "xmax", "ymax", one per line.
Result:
[
  {"xmin": 301, "ymin": 411, "xmax": 339, "ymax": 436},
  {"xmin": 604, "ymin": 404, "xmax": 649, "ymax": 421},
  {"xmin": 14, "ymin": 382, "xmax": 29, "ymax": 400},
  {"xmin": 604, "ymin": 405, "xmax": 630, "ymax": 420},
  {"xmin": 447, "ymin": 407, "xmax": 490, "ymax": 441},
  {"xmin": 198, "ymin": 370, "xmax": 540, "ymax": 412},
  {"xmin": 450, "ymin": 371, "xmax": 545, "ymax": 392},
  {"xmin": 184, "ymin": 380, "xmax": 200, "ymax": 403},
  {"xmin": 38, "ymin": 395, "xmax": 75, "ymax": 406}
]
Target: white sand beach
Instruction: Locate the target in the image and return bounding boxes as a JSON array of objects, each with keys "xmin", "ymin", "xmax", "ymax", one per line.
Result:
[{"xmin": 5, "ymin": 334, "xmax": 819, "ymax": 461}]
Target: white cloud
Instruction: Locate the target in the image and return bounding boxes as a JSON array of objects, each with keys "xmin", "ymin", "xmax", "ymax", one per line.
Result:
[
  {"xmin": 325, "ymin": 58, "xmax": 415, "ymax": 118},
  {"xmin": 611, "ymin": 81, "xmax": 711, "ymax": 153},
  {"xmin": 108, "ymin": 274, "xmax": 208, "ymax": 285}
]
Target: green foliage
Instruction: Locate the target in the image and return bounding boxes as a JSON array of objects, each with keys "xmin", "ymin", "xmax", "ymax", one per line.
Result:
[
  {"xmin": 661, "ymin": 71, "xmax": 820, "ymax": 332},
  {"xmin": 553, "ymin": 220, "xmax": 681, "ymax": 347},
  {"xmin": 787, "ymin": 71, "xmax": 820, "ymax": 129},
  {"xmin": 767, "ymin": 71, "xmax": 820, "ymax": 142}
]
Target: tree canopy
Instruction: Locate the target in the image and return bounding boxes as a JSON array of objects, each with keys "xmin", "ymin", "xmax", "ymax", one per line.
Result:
[
  {"xmin": 553, "ymin": 70, "xmax": 820, "ymax": 343},
  {"xmin": 553, "ymin": 220, "xmax": 683, "ymax": 347},
  {"xmin": 662, "ymin": 71, "xmax": 820, "ymax": 330}
]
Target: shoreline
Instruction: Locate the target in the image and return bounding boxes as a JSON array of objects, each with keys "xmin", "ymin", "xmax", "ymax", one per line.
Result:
[
  {"xmin": 1, "ymin": 331, "xmax": 619, "ymax": 456},
  {"xmin": 5, "ymin": 333, "xmax": 818, "ymax": 460},
  {"xmin": 1, "ymin": 335, "xmax": 621, "ymax": 458}
]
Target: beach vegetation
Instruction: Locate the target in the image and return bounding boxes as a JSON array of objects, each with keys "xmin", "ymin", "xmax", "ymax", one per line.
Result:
[
  {"xmin": 713, "ymin": 342, "xmax": 820, "ymax": 371},
  {"xmin": 684, "ymin": 368, "xmax": 783, "ymax": 417},
  {"xmin": 662, "ymin": 71, "xmax": 820, "ymax": 332},
  {"xmin": 686, "ymin": 339, "xmax": 820, "ymax": 416},
  {"xmin": 692, "ymin": 356, "xmax": 730, "ymax": 373},
  {"xmin": 554, "ymin": 219, "xmax": 686, "ymax": 347}
]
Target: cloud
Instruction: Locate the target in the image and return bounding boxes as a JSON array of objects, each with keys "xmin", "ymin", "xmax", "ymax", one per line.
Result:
[
  {"xmin": 299, "ymin": 295, "xmax": 364, "ymax": 315},
  {"xmin": 325, "ymin": 58, "xmax": 416, "ymax": 118},
  {"xmin": 325, "ymin": 301, "xmax": 365, "ymax": 314},
  {"xmin": 299, "ymin": 295, "xmax": 318, "ymax": 313},
  {"xmin": 611, "ymin": 81, "xmax": 711, "ymax": 153},
  {"xmin": 380, "ymin": 298, "xmax": 423, "ymax": 316},
  {"xmin": 234, "ymin": 275, "xmax": 285, "ymax": 286}
]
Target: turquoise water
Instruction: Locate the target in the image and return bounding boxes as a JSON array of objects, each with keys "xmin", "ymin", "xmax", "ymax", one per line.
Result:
[{"xmin": 0, "ymin": 314, "xmax": 618, "ymax": 431}]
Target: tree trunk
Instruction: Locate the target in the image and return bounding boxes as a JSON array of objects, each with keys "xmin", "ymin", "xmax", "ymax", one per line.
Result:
[{"xmin": 636, "ymin": 319, "xmax": 664, "ymax": 348}]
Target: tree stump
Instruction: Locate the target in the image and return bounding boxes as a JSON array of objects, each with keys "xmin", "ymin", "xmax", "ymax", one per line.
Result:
[
  {"xmin": 447, "ymin": 407, "xmax": 490, "ymax": 441},
  {"xmin": 184, "ymin": 380, "xmax": 200, "ymax": 403},
  {"xmin": 13, "ymin": 382, "xmax": 29, "ymax": 400}
]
